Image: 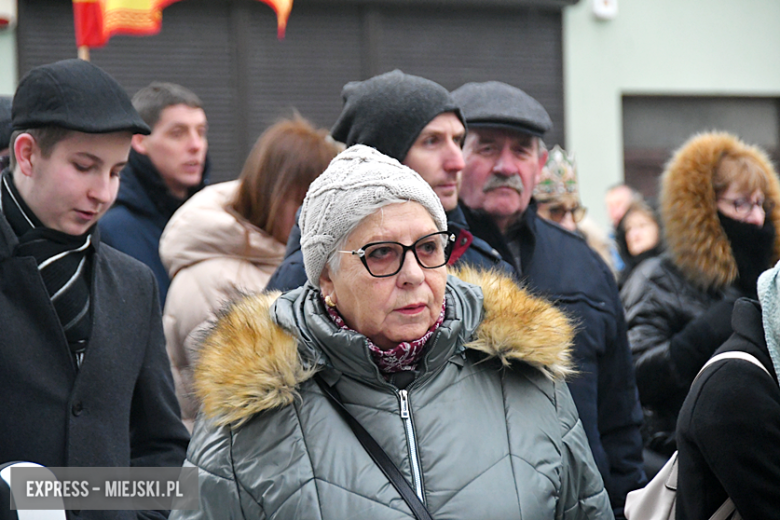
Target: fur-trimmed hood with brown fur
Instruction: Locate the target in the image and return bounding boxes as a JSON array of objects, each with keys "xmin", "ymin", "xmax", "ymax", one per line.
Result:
[
  {"xmin": 661, "ymin": 132, "xmax": 780, "ymax": 292},
  {"xmin": 194, "ymin": 267, "xmax": 574, "ymax": 427}
]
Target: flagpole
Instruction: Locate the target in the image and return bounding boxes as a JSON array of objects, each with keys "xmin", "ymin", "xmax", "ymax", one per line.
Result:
[{"xmin": 77, "ymin": 46, "xmax": 90, "ymax": 61}]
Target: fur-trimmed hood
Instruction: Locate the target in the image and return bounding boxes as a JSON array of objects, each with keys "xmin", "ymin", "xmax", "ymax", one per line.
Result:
[
  {"xmin": 195, "ymin": 267, "xmax": 574, "ymax": 427},
  {"xmin": 661, "ymin": 132, "xmax": 780, "ymax": 291}
]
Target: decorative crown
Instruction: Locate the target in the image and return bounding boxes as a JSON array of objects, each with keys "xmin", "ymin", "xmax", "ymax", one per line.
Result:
[{"xmin": 534, "ymin": 145, "xmax": 579, "ymax": 203}]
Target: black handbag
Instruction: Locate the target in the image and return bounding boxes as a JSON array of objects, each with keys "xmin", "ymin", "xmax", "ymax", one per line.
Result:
[{"xmin": 314, "ymin": 374, "xmax": 434, "ymax": 520}]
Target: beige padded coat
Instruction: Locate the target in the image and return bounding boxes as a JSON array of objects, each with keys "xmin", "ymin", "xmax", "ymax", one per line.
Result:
[{"xmin": 159, "ymin": 181, "xmax": 286, "ymax": 430}]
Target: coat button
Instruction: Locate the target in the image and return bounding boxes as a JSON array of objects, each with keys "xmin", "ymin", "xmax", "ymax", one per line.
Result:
[{"xmin": 72, "ymin": 401, "xmax": 83, "ymax": 416}]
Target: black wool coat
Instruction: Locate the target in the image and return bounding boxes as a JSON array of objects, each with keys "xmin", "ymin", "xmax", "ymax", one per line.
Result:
[
  {"xmin": 0, "ymin": 211, "xmax": 190, "ymax": 520},
  {"xmin": 676, "ymin": 299, "xmax": 780, "ymax": 520},
  {"xmin": 620, "ymin": 255, "xmax": 728, "ymax": 453}
]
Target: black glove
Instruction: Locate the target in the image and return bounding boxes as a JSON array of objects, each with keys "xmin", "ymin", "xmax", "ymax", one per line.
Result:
[{"xmin": 668, "ymin": 298, "xmax": 736, "ymax": 384}]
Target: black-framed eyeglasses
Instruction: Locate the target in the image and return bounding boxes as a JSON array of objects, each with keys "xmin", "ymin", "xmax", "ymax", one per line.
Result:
[
  {"xmin": 339, "ymin": 231, "xmax": 456, "ymax": 278},
  {"xmin": 718, "ymin": 196, "xmax": 775, "ymax": 218}
]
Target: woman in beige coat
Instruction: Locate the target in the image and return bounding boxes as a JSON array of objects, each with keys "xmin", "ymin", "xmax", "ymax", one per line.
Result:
[{"xmin": 160, "ymin": 116, "xmax": 340, "ymax": 429}]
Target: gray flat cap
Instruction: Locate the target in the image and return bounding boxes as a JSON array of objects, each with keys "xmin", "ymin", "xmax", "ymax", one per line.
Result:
[{"xmin": 451, "ymin": 81, "xmax": 552, "ymax": 137}]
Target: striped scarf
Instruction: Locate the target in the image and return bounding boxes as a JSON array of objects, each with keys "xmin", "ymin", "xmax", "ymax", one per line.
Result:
[{"xmin": 1, "ymin": 172, "xmax": 93, "ymax": 368}]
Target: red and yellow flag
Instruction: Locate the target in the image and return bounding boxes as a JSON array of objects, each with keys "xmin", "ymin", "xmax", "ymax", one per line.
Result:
[
  {"xmin": 260, "ymin": 0, "xmax": 293, "ymax": 39},
  {"xmin": 73, "ymin": 0, "xmax": 182, "ymax": 48},
  {"xmin": 73, "ymin": 0, "xmax": 294, "ymax": 49}
]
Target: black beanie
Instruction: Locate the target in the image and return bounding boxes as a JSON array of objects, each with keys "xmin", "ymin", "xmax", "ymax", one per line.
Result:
[{"xmin": 331, "ymin": 70, "xmax": 465, "ymax": 162}]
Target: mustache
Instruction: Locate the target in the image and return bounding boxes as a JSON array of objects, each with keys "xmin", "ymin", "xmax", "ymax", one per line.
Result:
[{"xmin": 482, "ymin": 174, "xmax": 525, "ymax": 195}]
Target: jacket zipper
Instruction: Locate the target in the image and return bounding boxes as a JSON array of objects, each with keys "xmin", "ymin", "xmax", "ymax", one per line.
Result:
[{"xmin": 398, "ymin": 389, "xmax": 424, "ymax": 501}]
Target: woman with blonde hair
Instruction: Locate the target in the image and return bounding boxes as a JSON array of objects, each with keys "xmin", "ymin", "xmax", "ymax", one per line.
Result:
[{"xmin": 160, "ymin": 115, "xmax": 341, "ymax": 430}]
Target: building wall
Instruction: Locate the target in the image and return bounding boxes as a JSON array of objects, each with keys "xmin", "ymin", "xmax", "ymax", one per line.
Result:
[
  {"xmin": 563, "ymin": 0, "xmax": 780, "ymax": 228},
  {"xmin": 0, "ymin": 28, "xmax": 16, "ymax": 95}
]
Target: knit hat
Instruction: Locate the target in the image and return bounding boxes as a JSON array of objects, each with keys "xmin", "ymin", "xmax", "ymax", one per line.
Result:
[
  {"xmin": 299, "ymin": 144, "xmax": 447, "ymax": 287},
  {"xmin": 451, "ymin": 81, "xmax": 552, "ymax": 137},
  {"xmin": 534, "ymin": 145, "xmax": 579, "ymax": 203},
  {"xmin": 330, "ymin": 70, "xmax": 465, "ymax": 162},
  {"xmin": 12, "ymin": 59, "xmax": 150, "ymax": 135}
]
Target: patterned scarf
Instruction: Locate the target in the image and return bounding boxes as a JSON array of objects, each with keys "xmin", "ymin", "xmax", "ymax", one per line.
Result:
[
  {"xmin": 1, "ymin": 171, "xmax": 93, "ymax": 368},
  {"xmin": 325, "ymin": 299, "xmax": 446, "ymax": 375}
]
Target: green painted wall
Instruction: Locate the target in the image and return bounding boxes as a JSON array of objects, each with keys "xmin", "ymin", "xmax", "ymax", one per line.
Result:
[
  {"xmin": 563, "ymin": 0, "xmax": 780, "ymax": 228},
  {"xmin": 0, "ymin": 29, "xmax": 16, "ymax": 95}
]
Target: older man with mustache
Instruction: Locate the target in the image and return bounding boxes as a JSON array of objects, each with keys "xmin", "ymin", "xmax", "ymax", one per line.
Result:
[{"xmin": 452, "ymin": 81, "xmax": 646, "ymax": 520}]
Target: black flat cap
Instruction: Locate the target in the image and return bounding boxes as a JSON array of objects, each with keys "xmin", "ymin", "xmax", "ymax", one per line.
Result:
[
  {"xmin": 331, "ymin": 70, "xmax": 465, "ymax": 162},
  {"xmin": 451, "ymin": 81, "xmax": 552, "ymax": 137},
  {"xmin": 12, "ymin": 59, "xmax": 150, "ymax": 135}
]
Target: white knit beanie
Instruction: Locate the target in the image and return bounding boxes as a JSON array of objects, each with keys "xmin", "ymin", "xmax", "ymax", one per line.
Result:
[{"xmin": 299, "ymin": 144, "xmax": 447, "ymax": 287}]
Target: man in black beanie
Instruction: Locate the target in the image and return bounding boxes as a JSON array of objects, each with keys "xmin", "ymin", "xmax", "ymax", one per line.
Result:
[
  {"xmin": 266, "ymin": 70, "xmax": 512, "ymax": 292},
  {"xmin": 0, "ymin": 59, "xmax": 189, "ymax": 520},
  {"xmin": 452, "ymin": 80, "xmax": 646, "ymax": 520}
]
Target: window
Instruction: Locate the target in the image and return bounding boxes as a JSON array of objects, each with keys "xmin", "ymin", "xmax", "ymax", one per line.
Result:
[{"xmin": 622, "ymin": 95, "xmax": 780, "ymax": 201}]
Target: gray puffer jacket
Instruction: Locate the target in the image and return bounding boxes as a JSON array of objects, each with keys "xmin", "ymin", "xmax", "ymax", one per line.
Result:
[{"xmin": 172, "ymin": 268, "xmax": 613, "ymax": 520}]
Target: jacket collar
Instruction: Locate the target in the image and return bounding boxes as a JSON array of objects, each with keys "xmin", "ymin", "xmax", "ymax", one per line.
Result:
[
  {"xmin": 272, "ymin": 279, "xmax": 474, "ymax": 387},
  {"xmin": 721, "ymin": 298, "xmax": 779, "ymax": 384},
  {"xmin": 732, "ymin": 298, "xmax": 766, "ymax": 350},
  {"xmin": 446, "ymin": 204, "xmax": 469, "ymax": 228},
  {"xmin": 0, "ymin": 200, "xmax": 17, "ymax": 259},
  {"xmin": 459, "ymin": 202, "xmax": 540, "ymax": 276},
  {"xmin": 194, "ymin": 267, "xmax": 574, "ymax": 427},
  {"xmin": 114, "ymin": 149, "xmax": 210, "ymax": 221}
]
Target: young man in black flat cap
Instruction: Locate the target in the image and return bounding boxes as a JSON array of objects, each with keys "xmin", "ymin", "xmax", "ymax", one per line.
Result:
[
  {"xmin": 0, "ymin": 59, "xmax": 189, "ymax": 520},
  {"xmin": 452, "ymin": 81, "xmax": 646, "ymax": 520},
  {"xmin": 265, "ymin": 69, "xmax": 513, "ymax": 292}
]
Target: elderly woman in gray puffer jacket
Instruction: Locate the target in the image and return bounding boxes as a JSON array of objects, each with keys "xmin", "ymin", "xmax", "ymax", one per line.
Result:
[{"xmin": 172, "ymin": 145, "xmax": 613, "ymax": 520}]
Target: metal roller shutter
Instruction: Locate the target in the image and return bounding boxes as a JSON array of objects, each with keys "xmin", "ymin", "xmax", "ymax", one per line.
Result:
[{"xmin": 17, "ymin": 0, "xmax": 566, "ymax": 183}]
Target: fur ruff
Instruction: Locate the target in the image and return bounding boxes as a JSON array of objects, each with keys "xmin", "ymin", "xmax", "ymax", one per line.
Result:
[
  {"xmin": 661, "ymin": 132, "xmax": 780, "ymax": 292},
  {"xmin": 195, "ymin": 268, "xmax": 574, "ymax": 427}
]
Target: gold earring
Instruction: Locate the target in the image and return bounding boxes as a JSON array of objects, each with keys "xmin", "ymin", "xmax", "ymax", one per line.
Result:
[{"xmin": 324, "ymin": 295, "xmax": 336, "ymax": 308}]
